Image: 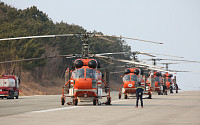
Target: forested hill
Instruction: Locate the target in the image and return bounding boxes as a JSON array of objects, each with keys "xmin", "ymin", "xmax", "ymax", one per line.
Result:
[{"xmin": 0, "ymin": 2, "xmax": 131, "ymax": 95}]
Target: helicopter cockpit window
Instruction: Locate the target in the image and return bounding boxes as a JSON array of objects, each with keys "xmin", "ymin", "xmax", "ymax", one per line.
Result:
[
  {"xmin": 74, "ymin": 69, "xmax": 85, "ymax": 79},
  {"xmin": 131, "ymin": 75, "xmax": 138, "ymax": 81},
  {"xmin": 123, "ymin": 75, "xmax": 130, "ymax": 81},
  {"xmin": 86, "ymin": 69, "xmax": 97, "ymax": 79}
]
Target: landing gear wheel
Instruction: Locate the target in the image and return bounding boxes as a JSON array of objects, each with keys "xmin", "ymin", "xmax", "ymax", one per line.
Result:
[
  {"xmin": 124, "ymin": 94, "xmax": 128, "ymax": 99},
  {"xmin": 98, "ymin": 101, "xmax": 101, "ymax": 105},
  {"xmin": 61, "ymin": 97, "xmax": 65, "ymax": 105},
  {"xmin": 73, "ymin": 99, "xmax": 78, "ymax": 106},
  {"xmin": 119, "ymin": 94, "xmax": 121, "ymax": 99},
  {"xmin": 106, "ymin": 97, "xmax": 111, "ymax": 105},
  {"xmin": 170, "ymin": 87, "xmax": 173, "ymax": 94},
  {"xmin": 148, "ymin": 93, "xmax": 152, "ymax": 99},
  {"xmin": 93, "ymin": 99, "xmax": 97, "ymax": 105}
]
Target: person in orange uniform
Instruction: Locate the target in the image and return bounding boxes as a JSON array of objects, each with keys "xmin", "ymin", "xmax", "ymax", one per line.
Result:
[{"xmin": 135, "ymin": 82, "xmax": 144, "ymax": 108}]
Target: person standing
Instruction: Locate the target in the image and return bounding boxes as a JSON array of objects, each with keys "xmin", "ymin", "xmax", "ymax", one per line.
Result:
[
  {"xmin": 136, "ymin": 82, "xmax": 144, "ymax": 108},
  {"xmin": 175, "ymin": 84, "xmax": 178, "ymax": 93}
]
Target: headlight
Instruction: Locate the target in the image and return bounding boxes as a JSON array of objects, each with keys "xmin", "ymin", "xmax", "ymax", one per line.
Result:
[{"xmin": 92, "ymin": 80, "xmax": 97, "ymax": 88}]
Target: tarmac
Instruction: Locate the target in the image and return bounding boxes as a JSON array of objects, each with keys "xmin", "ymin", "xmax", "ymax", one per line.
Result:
[{"xmin": 0, "ymin": 91, "xmax": 200, "ymax": 125}]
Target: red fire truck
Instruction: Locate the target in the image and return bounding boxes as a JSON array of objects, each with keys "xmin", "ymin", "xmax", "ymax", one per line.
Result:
[{"xmin": 0, "ymin": 75, "xmax": 20, "ymax": 99}]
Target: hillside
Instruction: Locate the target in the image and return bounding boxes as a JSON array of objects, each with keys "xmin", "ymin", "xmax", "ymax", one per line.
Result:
[{"xmin": 0, "ymin": 2, "xmax": 131, "ymax": 95}]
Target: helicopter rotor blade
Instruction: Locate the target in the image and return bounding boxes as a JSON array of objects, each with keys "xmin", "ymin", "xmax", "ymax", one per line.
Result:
[
  {"xmin": 132, "ymin": 51, "xmax": 155, "ymax": 57},
  {"xmin": 95, "ymin": 35, "xmax": 164, "ymax": 44},
  {"xmin": 93, "ymin": 55, "xmax": 114, "ymax": 64},
  {"xmin": 139, "ymin": 52, "xmax": 183, "ymax": 58},
  {"xmin": 168, "ymin": 70, "xmax": 191, "ymax": 72},
  {"xmin": 146, "ymin": 67, "xmax": 176, "ymax": 73},
  {"xmin": 97, "ymin": 36, "xmax": 115, "ymax": 43},
  {"xmin": 0, "ymin": 34, "xmax": 78, "ymax": 41},
  {"xmin": 112, "ymin": 58, "xmax": 164, "ymax": 69},
  {"xmin": 139, "ymin": 53, "xmax": 155, "ymax": 57},
  {"xmin": 0, "ymin": 33, "xmax": 163, "ymax": 45},
  {"xmin": 97, "ymin": 57, "xmax": 114, "ymax": 64},
  {"xmin": 115, "ymin": 66, "xmax": 127, "ymax": 68},
  {"xmin": 144, "ymin": 58, "xmax": 200, "ymax": 63},
  {"xmin": 0, "ymin": 54, "xmax": 74, "ymax": 64},
  {"xmin": 159, "ymin": 62, "xmax": 179, "ymax": 65},
  {"xmin": 164, "ymin": 59, "xmax": 200, "ymax": 63},
  {"xmin": 94, "ymin": 52, "xmax": 126, "ymax": 56}
]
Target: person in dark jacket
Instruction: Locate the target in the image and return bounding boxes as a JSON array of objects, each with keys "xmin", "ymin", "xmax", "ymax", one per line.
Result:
[
  {"xmin": 136, "ymin": 82, "xmax": 144, "ymax": 108},
  {"xmin": 175, "ymin": 83, "xmax": 178, "ymax": 93}
]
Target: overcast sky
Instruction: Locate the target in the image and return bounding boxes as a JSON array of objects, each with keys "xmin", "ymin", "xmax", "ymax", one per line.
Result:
[{"xmin": 2, "ymin": 0, "xmax": 200, "ymax": 90}]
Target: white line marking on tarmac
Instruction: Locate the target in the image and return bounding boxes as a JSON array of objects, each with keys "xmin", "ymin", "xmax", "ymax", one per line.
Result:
[
  {"xmin": 30, "ymin": 106, "xmax": 82, "ymax": 113},
  {"xmin": 111, "ymin": 100, "xmax": 128, "ymax": 103},
  {"xmin": 28, "ymin": 100, "xmax": 127, "ymax": 114}
]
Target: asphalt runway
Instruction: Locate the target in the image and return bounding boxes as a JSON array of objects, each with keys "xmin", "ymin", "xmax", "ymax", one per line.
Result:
[{"xmin": 0, "ymin": 91, "xmax": 200, "ymax": 125}]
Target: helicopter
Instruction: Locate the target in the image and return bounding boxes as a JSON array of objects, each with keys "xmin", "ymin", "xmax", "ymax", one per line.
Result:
[
  {"xmin": 161, "ymin": 72, "xmax": 174, "ymax": 95},
  {"xmin": 61, "ymin": 58, "xmax": 111, "ymax": 105},
  {"xmin": 146, "ymin": 71, "xmax": 163, "ymax": 95},
  {"xmin": 118, "ymin": 67, "xmax": 153, "ymax": 99}
]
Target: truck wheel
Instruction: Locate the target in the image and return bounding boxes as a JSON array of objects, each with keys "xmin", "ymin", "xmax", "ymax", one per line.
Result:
[
  {"xmin": 61, "ymin": 97, "xmax": 65, "ymax": 105},
  {"xmin": 16, "ymin": 96, "xmax": 19, "ymax": 99},
  {"xmin": 7, "ymin": 96, "xmax": 14, "ymax": 99},
  {"xmin": 124, "ymin": 94, "xmax": 128, "ymax": 99},
  {"xmin": 119, "ymin": 94, "xmax": 121, "ymax": 99},
  {"xmin": 7, "ymin": 91, "xmax": 14, "ymax": 99},
  {"xmin": 93, "ymin": 99, "xmax": 97, "ymax": 105}
]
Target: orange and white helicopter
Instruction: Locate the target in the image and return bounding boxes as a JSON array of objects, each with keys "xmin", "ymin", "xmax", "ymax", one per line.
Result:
[
  {"xmin": 61, "ymin": 58, "xmax": 111, "ymax": 105},
  {"xmin": 162, "ymin": 72, "xmax": 175, "ymax": 95},
  {"xmin": 146, "ymin": 71, "xmax": 163, "ymax": 95},
  {"xmin": 118, "ymin": 67, "xmax": 152, "ymax": 99}
]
